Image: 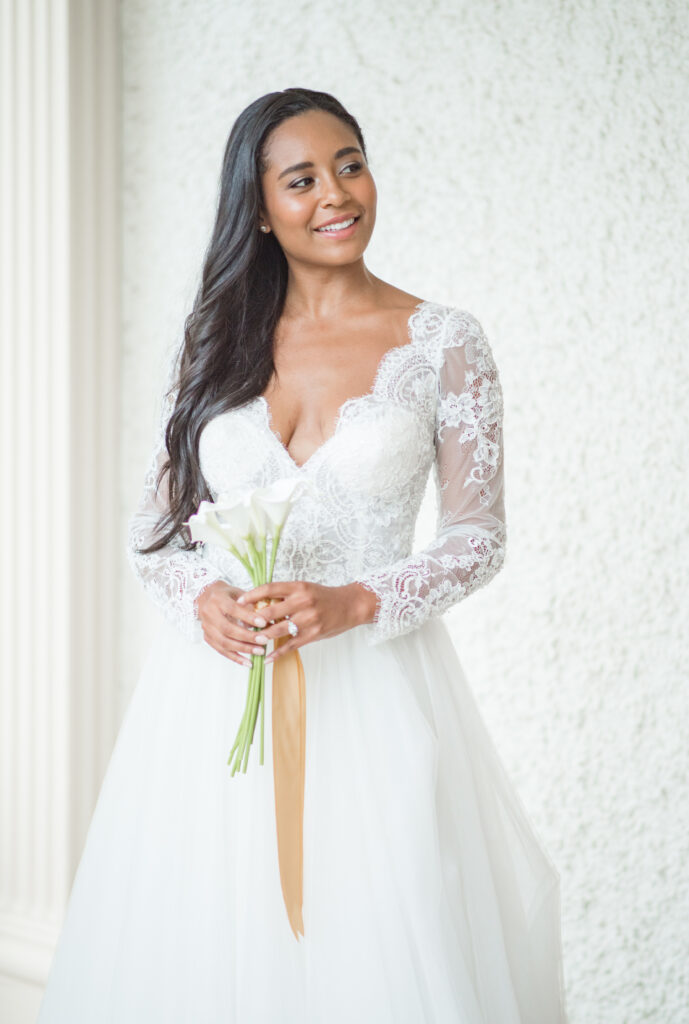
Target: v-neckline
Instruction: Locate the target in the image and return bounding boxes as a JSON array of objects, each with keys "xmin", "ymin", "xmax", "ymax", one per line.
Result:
[{"xmin": 253, "ymin": 299, "xmax": 431, "ymax": 472}]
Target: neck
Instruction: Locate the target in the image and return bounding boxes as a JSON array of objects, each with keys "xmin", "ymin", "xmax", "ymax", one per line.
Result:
[{"xmin": 281, "ymin": 259, "xmax": 383, "ymax": 321}]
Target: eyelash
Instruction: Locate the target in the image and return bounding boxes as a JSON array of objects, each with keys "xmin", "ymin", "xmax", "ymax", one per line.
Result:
[{"xmin": 289, "ymin": 162, "xmax": 362, "ymax": 189}]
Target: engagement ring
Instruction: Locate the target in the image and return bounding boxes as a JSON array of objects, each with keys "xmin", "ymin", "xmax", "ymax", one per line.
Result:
[{"xmin": 285, "ymin": 614, "xmax": 299, "ymax": 638}]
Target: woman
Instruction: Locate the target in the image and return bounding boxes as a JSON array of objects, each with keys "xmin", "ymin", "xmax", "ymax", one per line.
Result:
[{"xmin": 37, "ymin": 88, "xmax": 568, "ymax": 1022}]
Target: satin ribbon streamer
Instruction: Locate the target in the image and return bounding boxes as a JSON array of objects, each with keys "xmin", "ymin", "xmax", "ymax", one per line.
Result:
[{"xmin": 271, "ymin": 634, "xmax": 306, "ymax": 940}]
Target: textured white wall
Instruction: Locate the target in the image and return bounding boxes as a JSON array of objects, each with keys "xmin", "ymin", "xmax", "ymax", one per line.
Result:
[{"xmin": 120, "ymin": 2, "xmax": 689, "ymax": 1020}]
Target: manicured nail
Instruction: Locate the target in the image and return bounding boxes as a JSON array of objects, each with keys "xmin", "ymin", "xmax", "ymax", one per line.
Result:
[
  {"xmin": 254, "ymin": 634, "xmax": 269, "ymax": 644},
  {"xmin": 254, "ymin": 616, "xmax": 267, "ymax": 627},
  {"xmin": 253, "ymin": 647, "xmax": 265, "ymax": 655},
  {"xmin": 237, "ymin": 595, "xmax": 246, "ymax": 604}
]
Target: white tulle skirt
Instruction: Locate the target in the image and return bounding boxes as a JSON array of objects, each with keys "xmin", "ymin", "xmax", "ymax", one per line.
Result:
[{"xmin": 36, "ymin": 615, "xmax": 567, "ymax": 1023}]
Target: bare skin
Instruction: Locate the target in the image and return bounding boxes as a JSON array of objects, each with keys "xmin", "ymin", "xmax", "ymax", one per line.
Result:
[{"xmin": 197, "ymin": 108, "xmax": 426, "ymax": 666}]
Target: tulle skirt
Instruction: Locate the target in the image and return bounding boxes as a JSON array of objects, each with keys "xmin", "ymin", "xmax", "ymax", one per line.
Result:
[{"xmin": 36, "ymin": 616, "xmax": 567, "ymax": 1023}]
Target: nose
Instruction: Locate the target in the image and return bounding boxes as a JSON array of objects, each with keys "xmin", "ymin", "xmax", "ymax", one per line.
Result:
[{"xmin": 318, "ymin": 170, "xmax": 349, "ymax": 207}]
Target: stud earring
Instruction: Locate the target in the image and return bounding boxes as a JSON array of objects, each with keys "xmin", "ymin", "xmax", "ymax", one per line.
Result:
[{"xmin": 260, "ymin": 225, "xmax": 269, "ymax": 232}]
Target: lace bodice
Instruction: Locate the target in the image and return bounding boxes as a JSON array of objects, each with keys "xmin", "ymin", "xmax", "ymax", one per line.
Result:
[{"xmin": 126, "ymin": 301, "xmax": 506, "ymax": 645}]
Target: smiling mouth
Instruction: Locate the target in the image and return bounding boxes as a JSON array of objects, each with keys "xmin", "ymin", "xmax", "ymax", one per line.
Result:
[{"xmin": 314, "ymin": 216, "xmax": 360, "ymax": 234}]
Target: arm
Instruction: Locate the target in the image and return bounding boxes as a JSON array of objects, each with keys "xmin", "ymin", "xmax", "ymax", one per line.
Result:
[
  {"xmin": 352, "ymin": 309, "xmax": 506, "ymax": 645},
  {"xmin": 125, "ymin": 348, "xmax": 225, "ymax": 643}
]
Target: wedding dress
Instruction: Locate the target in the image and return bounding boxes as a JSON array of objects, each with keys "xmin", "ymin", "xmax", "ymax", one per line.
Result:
[{"xmin": 36, "ymin": 300, "xmax": 568, "ymax": 1023}]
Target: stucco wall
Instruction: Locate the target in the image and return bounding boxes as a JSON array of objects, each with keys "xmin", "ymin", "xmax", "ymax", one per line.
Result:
[{"xmin": 120, "ymin": 2, "xmax": 689, "ymax": 1020}]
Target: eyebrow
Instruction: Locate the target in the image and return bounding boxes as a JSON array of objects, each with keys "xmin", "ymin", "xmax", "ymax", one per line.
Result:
[{"xmin": 276, "ymin": 146, "xmax": 363, "ymax": 181}]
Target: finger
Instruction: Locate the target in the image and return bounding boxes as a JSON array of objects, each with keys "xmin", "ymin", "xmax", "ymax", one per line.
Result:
[
  {"xmin": 266, "ymin": 592, "xmax": 306, "ymax": 619},
  {"xmin": 237, "ymin": 581, "xmax": 301, "ymax": 607},
  {"xmin": 227, "ymin": 597, "xmax": 274, "ymax": 630},
  {"xmin": 220, "ymin": 613, "xmax": 272, "ymax": 646},
  {"xmin": 204, "ymin": 635, "xmax": 252, "ymax": 667},
  {"xmin": 208, "ymin": 602, "xmax": 270, "ymax": 643},
  {"xmin": 251, "ymin": 616, "xmax": 298, "ymax": 643},
  {"xmin": 204, "ymin": 624, "xmax": 264, "ymax": 664},
  {"xmin": 265, "ymin": 636, "xmax": 304, "ymax": 664},
  {"xmin": 216, "ymin": 614, "xmax": 272, "ymax": 647}
]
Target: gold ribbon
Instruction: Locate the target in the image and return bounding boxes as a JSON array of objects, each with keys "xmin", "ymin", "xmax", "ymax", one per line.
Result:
[{"xmin": 271, "ymin": 633, "xmax": 306, "ymax": 940}]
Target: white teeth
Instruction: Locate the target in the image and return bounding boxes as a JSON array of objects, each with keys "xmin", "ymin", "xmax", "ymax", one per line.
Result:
[{"xmin": 316, "ymin": 217, "xmax": 356, "ymax": 233}]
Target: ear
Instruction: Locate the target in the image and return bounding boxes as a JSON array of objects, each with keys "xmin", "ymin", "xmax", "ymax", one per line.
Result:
[{"xmin": 257, "ymin": 206, "xmax": 271, "ymax": 232}]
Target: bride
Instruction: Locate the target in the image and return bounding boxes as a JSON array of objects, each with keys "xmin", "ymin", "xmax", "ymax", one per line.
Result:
[{"xmin": 37, "ymin": 87, "xmax": 568, "ymax": 1022}]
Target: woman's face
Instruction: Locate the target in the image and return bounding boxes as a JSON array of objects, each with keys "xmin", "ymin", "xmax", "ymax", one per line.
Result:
[{"xmin": 258, "ymin": 109, "xmax": 377, "ymax": 268}]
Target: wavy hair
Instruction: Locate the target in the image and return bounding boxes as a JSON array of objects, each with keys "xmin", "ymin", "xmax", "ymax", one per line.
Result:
[{"xmin": 136, "ymin": 87, "xmax": 368, "ymax": 555}]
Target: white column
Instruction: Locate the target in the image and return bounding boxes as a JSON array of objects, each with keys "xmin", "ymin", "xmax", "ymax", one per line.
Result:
[{"xmin": 0, "ymin": 0, "xmax": 120, "ymax": 1006}]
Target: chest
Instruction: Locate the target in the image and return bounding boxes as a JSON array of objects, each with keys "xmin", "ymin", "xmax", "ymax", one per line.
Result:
[
  {"xmin": 198, "ymin": 337, "xmax": 440, "ymax": 491},
  {"xmin": 262, "ymin": 318, "xmax": 417, "ymax": 467}
]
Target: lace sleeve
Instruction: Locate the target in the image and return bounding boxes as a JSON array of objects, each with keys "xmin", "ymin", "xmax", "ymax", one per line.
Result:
[
  {"xmin": 125, "ymin": 348, "xmax": 225, "ymax": 643},
  {"xmin": 353, "ymin": 310, "xmax": 506, "ymax": 645}
]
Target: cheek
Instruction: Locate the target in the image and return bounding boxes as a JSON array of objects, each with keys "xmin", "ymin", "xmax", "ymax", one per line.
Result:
[
  {"xmin": 275, "ymin": 196, "xmax": 310, "ymax": 226},
  {"xmin": 358, "ymin": 176, "xmax": 377, "ymax": 213}
]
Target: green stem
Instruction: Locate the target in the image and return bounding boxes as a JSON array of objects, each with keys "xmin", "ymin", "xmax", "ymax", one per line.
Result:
[
  {"xmin": 242, "ymin": 652, "xmax": 264, "ymax": 772},
  {"xmin": 246, "ymin": 535, "xmax": 263, "ymax": 583},
  {"xmin": 257, "ymin": 534, "xmax": 266, "ymax": 583},
  {"xmin": 237, "ymin": 651, "xmax": 261, "ymax": 774},
  {"xmin": 267, "ymin": 525, "xmax": 282, "ymax": 582},
  {"xmin": 259, "ymin": 659, "xmax": 265, "ymax": 765},
  {"xmin": 227, "ymin": 542, "xmax": 254, "ymax": 578},
  {"xmin": 228, "ymin": 531, "xmax": 273, "ymax": 774},
  {"xmin": 228, "ymin": 655, "xmax": 257, "ymax": 771}
]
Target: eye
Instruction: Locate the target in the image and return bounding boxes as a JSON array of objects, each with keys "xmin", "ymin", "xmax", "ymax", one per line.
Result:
[{"xmin": 289, "ymin": 162, "xmax": 363, "ymax": 189}]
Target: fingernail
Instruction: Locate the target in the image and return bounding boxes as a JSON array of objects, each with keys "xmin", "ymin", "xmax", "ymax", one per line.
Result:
[
  {"xmin": 254, "ymin": 635, "xmax": 269, "ymax": 644},
  {"xmin": 254, "ymin": 616, "xmax": 267, "ymax": 627},
  {"xmin": 237, "ymin": 595, "xmax": 246, "ymax": 604},
  {"xmin": 253, "ymin": 647, "xmax": 265, "ymax": 655}
]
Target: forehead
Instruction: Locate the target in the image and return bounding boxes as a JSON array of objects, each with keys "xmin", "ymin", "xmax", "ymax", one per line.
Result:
[{"xmin": 261, "ymin": 110, "xmax": 358, "ymax": 173}]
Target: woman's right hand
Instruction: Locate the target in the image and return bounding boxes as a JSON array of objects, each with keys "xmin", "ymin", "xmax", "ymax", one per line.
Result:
[{"xmin": 196, "ymin": 580, "xmax": 271, "ymax": 667}]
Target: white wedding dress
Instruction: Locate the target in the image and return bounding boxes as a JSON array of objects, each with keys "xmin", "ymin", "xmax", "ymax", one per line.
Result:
[{"xmin": 36, "ymin": 300, "xmax": 568, "ymax": 1023}]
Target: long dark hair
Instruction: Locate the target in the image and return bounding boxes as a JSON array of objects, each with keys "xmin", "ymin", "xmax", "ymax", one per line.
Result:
[{"xmin": 136, "ymin": 88, "xmax": 369, "ymax": 555}]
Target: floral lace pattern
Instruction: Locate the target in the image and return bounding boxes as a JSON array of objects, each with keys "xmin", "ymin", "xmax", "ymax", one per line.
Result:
[
  {"xmin": 126, "ymin": 351, "xmax": 226, "ymax": 644},
  {"xmin": 126, "ymin": 301, "xmax": 506, "ymax": 646}
]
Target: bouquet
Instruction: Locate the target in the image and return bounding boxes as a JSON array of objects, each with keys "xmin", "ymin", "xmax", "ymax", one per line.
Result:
[{"xmin": 185, "ymin": 477, "xmax": 313, "ymax": 775}]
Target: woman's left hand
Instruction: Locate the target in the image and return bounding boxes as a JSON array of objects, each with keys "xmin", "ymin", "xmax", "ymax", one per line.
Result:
[{"xmin": 237, "ymin": 580, "xmax": 378, "ymax": 664}]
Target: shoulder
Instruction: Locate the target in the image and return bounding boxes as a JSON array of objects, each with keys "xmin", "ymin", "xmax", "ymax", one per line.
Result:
[{"xmin": 414, "ymin": 302, "xmax": 494, "ymax": 371}]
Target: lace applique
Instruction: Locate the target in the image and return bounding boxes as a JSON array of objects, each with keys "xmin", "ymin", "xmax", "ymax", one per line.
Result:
[
  {"xmin": 126, "ymin": 349, "xmax": 224, "ymax": 643},
  {"xmin": 352, "ymin": 306, "xmax": 506, "ymax": 644},
  {"xmin": 127, "ymin": 302, "xmax": 506, "ymax": 647}
]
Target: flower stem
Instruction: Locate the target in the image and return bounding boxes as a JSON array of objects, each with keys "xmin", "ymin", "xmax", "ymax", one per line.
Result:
[
  {"xmin": 228, "ymin": 655, "xmax": 257, "ymax": 772},
  {"xmin": 259, "ymin": 661, "xmax": 265, "ymax": 765},
  {"xmin": 228, "ymin": 534, "xmax": 271, "ymax": 774},
  {"xmin": 242, "ymin": 652, "xmax": 263, "ymax": 772},
  {"xmin": 267, "ymin": 525, "xmax": 282, "ymax": 582}
]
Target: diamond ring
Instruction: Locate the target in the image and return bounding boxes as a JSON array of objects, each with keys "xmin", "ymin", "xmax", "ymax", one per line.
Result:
[{"xmin": 285, "ymin": 614, "xmax": 299, "ymax": 638}]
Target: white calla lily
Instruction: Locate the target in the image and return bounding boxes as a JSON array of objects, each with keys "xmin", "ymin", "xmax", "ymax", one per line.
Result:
[
  {"xmin": 186, "ymin": 498, "xmax": 251, "ymax": 562},
  {"xmin": 248, "ymin": 499, "xmax": 268, "ymax": 541},
  {"xmin": 251, "ymin": 477, "xmax": 318, "ymax": 534},
  {"xmin": 214, "ymin": 491, "xmax": 254, "ymax": 540},
  {"xmin": 186, "ymin": 477, "xmax": 317, "ymax": 776}
]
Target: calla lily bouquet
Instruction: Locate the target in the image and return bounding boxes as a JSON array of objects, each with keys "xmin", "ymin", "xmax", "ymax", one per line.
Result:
[{"xmin": 185, "ymin": 477, "xmax": 315, "ymax": 775}]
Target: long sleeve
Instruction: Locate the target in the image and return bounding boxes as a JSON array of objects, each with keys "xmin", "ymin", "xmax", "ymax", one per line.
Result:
[
  {"xmin": 126, "ymin": 348, "xmax": 225, "ymax": 643},
  {"xmin": 353, "ymin": 310, "xmax": 506, "ymax": 645}
]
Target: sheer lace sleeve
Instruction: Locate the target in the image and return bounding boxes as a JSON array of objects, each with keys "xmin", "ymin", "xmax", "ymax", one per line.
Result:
[
  {"xmin": 126, "ymin": 348, "xmax": 225, "ymax": 643},
  {"xmin": 353, "ymin": 310, "xmax": 506, "ymax": 645}
]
